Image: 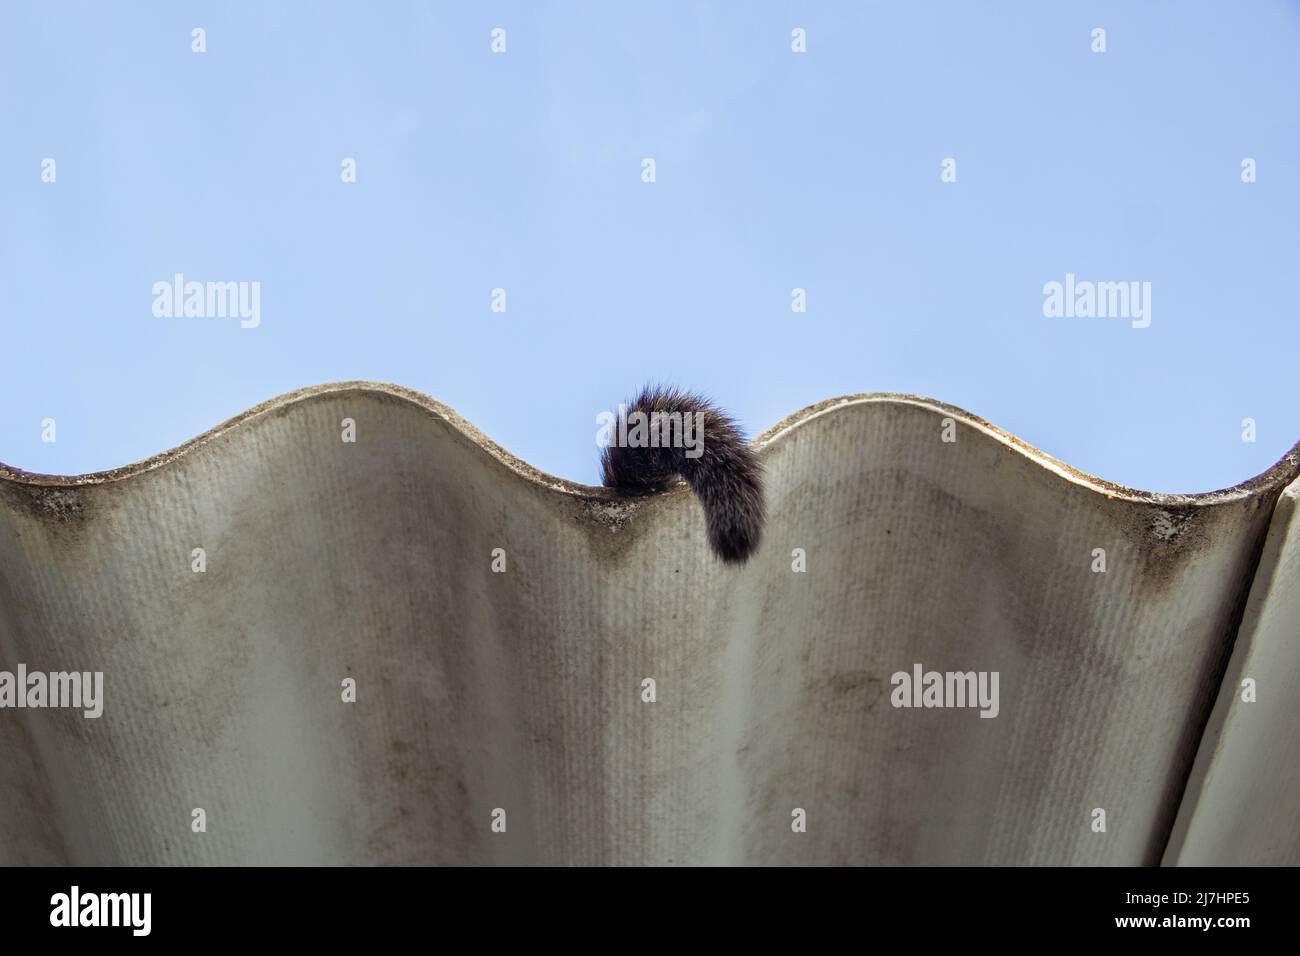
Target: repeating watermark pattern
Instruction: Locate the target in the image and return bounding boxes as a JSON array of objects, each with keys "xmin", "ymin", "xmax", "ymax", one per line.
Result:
[
  {"xmin": 891, "ymin": 663, "xmax": 999, "ymax": 718},
  {"xmin": 595, "ymin": 403, "xmax": 704, "ymax": 457},
  {"xmin": 0, "ymin": 664, "xmax": 103, "ymax": 718},
  {"xmin": 50, "ymin": 887, "xmax": 151, "ymax": 936},
  {"xmin": 151, "ymin": 274, "xmax": 261, "ymax": 328},
  {"xmin": 1042, "ymin": 273, "xmax": 1151, "ymax": 329},
  {"xmin": 3, "ymin": 10, "xmax": 1290, "ymax": 882}
]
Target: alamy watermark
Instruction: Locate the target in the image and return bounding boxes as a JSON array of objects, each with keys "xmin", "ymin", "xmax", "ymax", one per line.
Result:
[
  {"xmin": 1042, "ymin": 273, "xmax": 1151, "ymax": 329},
  {"xmin": 152, "ymin": 273, "xmax": 261, "ymax": 328},
  {"xmin": 891, "ymin": 663, "xmax": 999, "ymax": 718},
  {"xmin": 50, "ymin": 886, "xmax": 150, "ymax": 936},
  {"xmin": 595, "ymin": 404, "xmax": 704, "ymax": 457},
  {"xmin": 0, "ymin": 664, "xmax": 103, "ymax": 718}
]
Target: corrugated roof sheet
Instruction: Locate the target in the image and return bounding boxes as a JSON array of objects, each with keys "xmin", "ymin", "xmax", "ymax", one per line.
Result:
[{"xmin": 1, "ymin": 382, "xmax": 1296, "ymax": 865}]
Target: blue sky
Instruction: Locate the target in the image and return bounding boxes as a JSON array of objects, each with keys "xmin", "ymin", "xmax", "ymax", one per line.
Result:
[{"xmin": 2, "ymin": 1, "xmax": 1297, "ymax": 491}]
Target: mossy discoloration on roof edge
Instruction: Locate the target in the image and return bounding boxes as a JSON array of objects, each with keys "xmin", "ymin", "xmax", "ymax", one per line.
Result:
[{"xmin": 2, "ymin": 381, "xmax": 1297, "ymax": 508}]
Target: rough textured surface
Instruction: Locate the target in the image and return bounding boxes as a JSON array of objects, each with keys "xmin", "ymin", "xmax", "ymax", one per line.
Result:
[
  {"xmin": 0, "ymin": 382, "xmax": 1296, "ymax": 865},
  {"xmin": 1164, "ymin": 477, "xmax": 1300, "ymax": 865}
]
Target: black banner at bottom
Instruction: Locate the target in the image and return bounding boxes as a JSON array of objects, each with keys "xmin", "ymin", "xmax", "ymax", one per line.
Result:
[{"xmin": 0, "ymin": 865, "xmax": 1286, "ymax": 942}]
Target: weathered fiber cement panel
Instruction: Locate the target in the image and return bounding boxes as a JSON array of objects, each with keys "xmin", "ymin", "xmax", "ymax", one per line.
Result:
[
  {"xmin": 1163, "ymin": 477, "xmax": 1300, "ymax": 865},
  {"xmin": 0, "ymin": 383, "xmax": 1296, "ymax": 865}
]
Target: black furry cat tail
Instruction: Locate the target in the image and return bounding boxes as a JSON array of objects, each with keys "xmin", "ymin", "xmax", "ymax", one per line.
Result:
[{"xmin": 600, "ymin": 386, "xmax": 765, "ymax": 563}]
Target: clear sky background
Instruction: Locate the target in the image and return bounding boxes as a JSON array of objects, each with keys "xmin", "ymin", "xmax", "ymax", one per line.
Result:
[{"xmin": 2, "ymin": 1, "xmax": 1297, "ymax": 492}]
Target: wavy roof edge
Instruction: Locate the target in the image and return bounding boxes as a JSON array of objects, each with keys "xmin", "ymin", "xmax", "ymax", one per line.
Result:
[{"xmin": 2, "ymin": 381, "xmax": 1298, "ymax": 506}]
